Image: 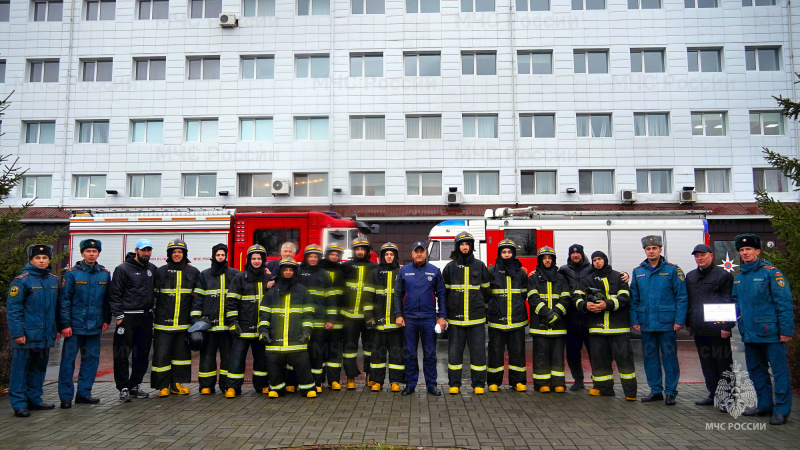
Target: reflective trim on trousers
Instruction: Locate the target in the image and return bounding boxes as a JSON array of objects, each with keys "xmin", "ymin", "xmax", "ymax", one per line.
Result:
[
  {"xmin": 592, "ymin": 374, "xmax": 614, "ymax": 382},
  {"xmin": 509, "ymin": 365, "xmax": 526, "ymax": 372},
  {"xmin": 448, "ymin": 364, "xmax": 463, "ymax": 370},
  {"xmin": 152, "ymin": 365, "xmax": 171, "ymax": 373},
  {"xmin": 252, "ymin": 371, "xmax": 267, "ymax": 377},
  {"xmin": 619, "ymin": 372, "xmax": 637, "ymax": 379}
]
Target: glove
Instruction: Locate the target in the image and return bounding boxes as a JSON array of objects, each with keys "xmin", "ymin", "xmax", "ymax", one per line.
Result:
[
  {"xmin": 593, "ymin": 291, "xmax": 606, "ymax": 302},
  {"xmin": 259, "ymin": 331, "xmax": 272, "ymax": 344},
  {"xmin": 299, "ymin": 329, "xmax": 311, "ymax": 343},
  {"xmin": 545, "ymin": 310, "xmax": 559, "ymax": 325},
  {"xmin": 365, "ymin": 318, "xmax": 376, "ymax": 330},
  {"xmin": 230, "ymin": 322, "xmax": 242, "ymax": 338}
]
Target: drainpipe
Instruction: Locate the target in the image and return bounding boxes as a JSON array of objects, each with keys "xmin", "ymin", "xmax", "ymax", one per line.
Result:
[{"xmin": 59, "ymin": 0, "xmax": 76, "ymax": 208}]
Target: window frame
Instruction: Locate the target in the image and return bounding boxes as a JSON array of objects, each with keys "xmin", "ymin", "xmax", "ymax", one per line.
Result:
[
  {"xmin": 630, "ymin": 48, "xmax": 665, "ymax": 73},
  {"xmin": 243, "ymin": 0, "xmax": 276, "ymax": 16},
  {"xmin": 462, "ymin": 114, "xmax": 499, "ymax": 139},
  {"xmin": 297, "ymin": 0, "xmax": 330, "ymax": 15},
  {"xmin": 84, "ymin": 0, "xmax": 115, "ymax": 21},
  {"xmin": 694, "ymin": 168, "xmax": 730, "ymax": 194},
  {"xmin": 406, "ymin": 115, "xmax": 442, "ymax": 139},
  {"xmin": 749, "ymin": 111, "xmax": 784, "ymax": 136},
  {"xmin": 351, "ymin": 0, "xmax": 384, "ymax": 14},
  {"xmin": 293, "ymin": 172, "xmax": 329, "ymax": 197},
  {"xmin": 73, "ymin": 174, "xmax": 107, "ymax": 198},
  {"xmin": 520, "ymin": 170, "xmax": 557, "ymax": 195},
  {"xmin": 684, "ymin": 0, "xmax": 718, "ymax": 7},
  {"xmin": 182, "ymin": 173, "xmax": 217, "ymax": 198},
  {"xmin": 134, "ymin": 57, "xmax": 166, "ymax": 81},
  {"xmin": 24, "ymin": 121, "xmax": 56, "ymax": 144},
  {"xmin": 633, "ymin": 112, "xmax": 670, "ymax": 137},
  {"xmin": 571, "ymin": 0, "xmax": 605, "ymax": 10},
  {"xmin": 461, "ymin": 51, "xmax": 497, "ymax": 76},
  {"xmin": 0, "ymin": 0, "xmax": 10, "ymax": 22},
  {"xmin": 691, "ymin": 111, "xmax": 727, "ymax": 137},
  {"xmin": 517, "ymin": 50, "xmax": 553, "ymax": 75},
  {"xmin": 461, "ymin": 0, "xmax": 494, "ymax": 12},
  {"xmin": 241, "ymin": 55, "xmax": 275, "ymax": 80},
  {"xmin": 576, "ymin": 113, "xmax": 613, "ymax": 138},
  {"xmin": 627, "ymin": 0, "xmax": 661, "ymax": 8},
  {"xmin": 137, "ymin": 0, "xmax": 169, "ymax": 20},
  {"xmin": 294, "ymin": 116, "xmax": 329, "ymax": 140},
  {"xmin": 81, "ymin": 59, "xmax": 113, "ymax": 82},
  {"xmin": 238, "ymin": 173, "xmax": 273, "ymax": 197},
  {"xmin": 190, "ymin": 0, "xmax": 222, "ymax": 18},
  {"xmin": 240, "ymin": 117, "xmax": 274, "ymax": 141},
  {"xmin": 77, "ymin": 120, "xmax": 110, "ymax": 144},
  {"xmin": 406, "ymin": 171, "xmax": 443, "ymax": 196},
  {"xmin": 753, "ymin": 168, "xmax": 791, "ymax": 193},
  {"xmin": 519, "ymin": 113, "xmax": 556, "ymax": 138},
  {"xmin": 187, "ymin": 56, "xmax": 220, "ymax": 80},
  {"xmin": 128, "ymin": 173, "xmax": 162, "ymax": 198},
  {"xmin": 185, "ymin": 118, "xmax": 219, "ymax": 142},
  {"xmin": 20, "ymin": 175, "xmax": 52, "ymax": 199},
  {"xmin": 687, "ymin": 47, "xmax": 723, "ymax": 72},
  {"xmin": 406, "ymin": 0, "xmax": 439, "ymax": 13},
  {"xmin": 578, "ymin": 169, "xmax": 615, "ymax": 195},
  {"xmin": 33, "ymin": 0, "xmax": 63, "ymax": 22},
  {"xmin": 573, "ymin": 49, "xmax": 609, "ymax": 74},
  {"xmin": 349, "ymin": 171, "xmax": 386, "ymax": 196},
  {"xmin": 28, "ymin": 59, "xmax": 59, "ymax": 83},
  {"xmin": 295, "ymin": 54, "xmax": 330, "ymax": 79},
  {"xmin": 463, "ymin": 170, "xmax": 500, "ymax": 196},
  {"xmin": 635, "ymin": 169, "xmax": 672, "ymax": 194},
  {"xmin": 745, "ymin": 46, "xmax": 781, "ymax": 72},
  {"xmin": 131, "ymin": 119, "xmax": 164, "ymax": 143},
  {"xmin": 515, "ymin": 0, "xmax": 549, "ymax": 11},
  {"xmin": 349, "ymin": 116, "xmax": 386, "ymax": 140},
  {"xmin": 404, "ymin": 52, "xmax": 441, "ymax": 77},
  {"xmin": 349, "ymin": 53, "xmax": 383, "ymax": 78}
]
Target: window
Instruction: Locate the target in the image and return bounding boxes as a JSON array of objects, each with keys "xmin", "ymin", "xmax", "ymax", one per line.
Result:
[
  {"xmin": 0, "ymin": 60, "xmax": 6, "ymax": 83},
  {"xmin": 407, "ymin": 171, "xmax": 442, "ymax": 196},
  {"xmin": 295, "ymin": 117, "xmax": 329, "ymax": 140},
  {"xmin": 521, "ymin": 171, "xmax": 556, "ymax": 195},
  {"xmin": 633, "ymin": 113, "xmax": 669, "ymax": 137},
  {"xmin": 238, "ymin": 173, "xmax": 272, "ymax": 197},
  {"xmin": 406, "ymin": 115, "xmax": 441, "ymax": 139},
  {"xmin": 135, "ymin": 57, "xmax": 166, "ymax": 80},
  {"xmin": 131, "ymin": 120, "xmax": 163, "ymax": 142},
  {"xmin": 185, "ymin": 119, "xmax": 218, "ymax": 142},
  {"xmin": 691, "ymin": 112, "xmax": 726, "ymax": 136},
  {"xmin": 754, "ymin": 168, "xmax": 790, "ymax": 192},
  {"xmin": 350, "ymin": 116, "xmax": 385, "ymax": 140},
  {"xmin": 516, "ymin": 0, "xmax": 549, "ymax": 11},
  {"xmin": 518, "ymin": 51, "xmax": 552, "ymax": 74},
  {"xmin": 190, "ymin": 0, "xmax": 221, "ymax": 18},
  {"xmin": 0, "ymin": 1, "xmax": 10, "ymax": 21},
  {"xmin": 631, "ymin": 49, "xmax": 665, "ymax": 73},
  {"xmin": 350, "ymin": 54, "xmax": 383, "ymax": 77},
  {"xmin": 352, "ymin": 0, "xmax": 384, "ymax": 13},
  {"xmin": 138, "ymin": 0, "xmax": 169, "ymax": 19},
  {"xmin": 749, "ymin": 111, "xmax": 784, "ymax": 135},
  {"xmin": 636, "ymin": 169, "xmax": 672, "ymax": 193},
  {"xmin": 463, "ymin": 114, "xmax": 498, "ymax": 138},
  {"xmin": 685, "ymin": 0, "xmax": 717, "ymax": 7},
  {"xmin": 578, "ymin": 170, "xmax": 614, "ymax": 194},
  {"xmin": 85, "ymin": 0, "xmax": 115, "ymax": 20},
  {"xmin": 695, "ymin": 169, "xmax": 729, "ymax": 193},
  {"xmin": 687, "ymin": 48, "xmax": 722, "ymax": 72},
  {"xmin": 82, "ymin": 59, "xmax": 113, "ymax": 82},
  {"xmin": 404, "ymin": 53, "xmax": 440, "ymax": 76},
  {"xmin": 296, "ymin": 55, "xmax": 329, "ymax": 78},
  {"xmin": 243, "ymin": 0, "xmax": 275, "ymax": 16},
  {"xmin": 520, "ymin": 114, "xmax": 555, "ymax": 138},
  {"xmin": 577, "ymin": 114, "xmax": 612, "ymax": 137},
  {"xmin": 74, "ymin": 175, "xmax": 106, "ymax": 198},
  {"xmin": 294, "ymin": 173, "xmax": 328, "ymax": 197},
  {"xmin": 297, "ymin": 0, "xmax": 329, "ymax": 15},
  {"xmin": 253, "ymin": 228, "xmax": 300, "ymax": 257},
  {"xmin": 628, "ymin": 0, "xmax": 660, "ymax": 8},
  {"xmin": 745, "ymin": 47, "xmax": 780, "ymax": 71},
  {"xmin": 183, "ymin": 174, "xmax": 216, "ymax": 197},
  {"xmin": 572, "ymin": 0, "xmax": 604, "ymax": 9},
  {"xmin": 462, "ymin": 0, "xmax": 494, "ymax": 12},
  {"xmin": 129, "ymin": 174, "xmax": 161, "ymax": 198},
  {"xmin": 25, "ymin": 121, "xmax": 56, "ymax": 144},
  {"xmin": 188, "ymin": 57, "xmax": 220, "ymax": 80},
  {"xmin": 461, "ymin": 52, "xmax": 496, "ymax": 75},
  {"xmin": 29, "ymin": 60, "xmax": 59, "ymax": 82},
  {"xmin": 242, "ymin": 56, "xmax": 274, "ymax": 79},
  {"xmin": 78, "ymin": 120, "xmax": 109, "ymax": 143},
  {"xmin": 464, "ymin": 171, "xmax": 499, "ymax": 195},
  {"xmin": 406, "ymin": 0, "xmax": 439, "ymax": 13},
  {"xmin": 20, "ymin": 175, "xmax": 52, "ymax": 199},
  {"xmin": 742, "ymin": 0, "xmax": 776, "ymax": 5},
  {"xmin": 33, "ymin": 0, "xmax": 62, "ymax": 21},
  {"xmin": 350, "ymin": 172, "xmax": 385, "ymax": 196},
  {"xmin": 240, "ymin": 118, "xmax": 273, "ymax": 141},
  {"xmin": 574, "ymin": 50, "xmax": 608, "ymax": 74}
]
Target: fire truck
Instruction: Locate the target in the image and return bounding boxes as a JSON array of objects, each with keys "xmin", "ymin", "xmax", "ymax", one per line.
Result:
[
  {"xmin": 426, "ymin": 207, "xmax": 708, "ymax": 275},
  {"xmin": 68, "ymin": 209, "xmax": 377, "ymax": 271}
]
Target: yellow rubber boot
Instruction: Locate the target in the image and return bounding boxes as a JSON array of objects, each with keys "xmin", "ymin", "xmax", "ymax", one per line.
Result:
[
  {"xmin": 371, "ymin": 384, "xmax": 381, "ymax": 392},
  {"xmin": 331, "ymin": 381, "xmax": 342, "ymax": 391},
  {"xmin": 346, "ymin": 378, "xmax": 356, "ymax": 390},
  {"xmin": 225, "ymin": 388, "xmax": 236, "ymax": 398},
  {"xmin": 391, "ymin": 383, "xmax": 400, "ymax": 392},
  {"xmin": 539, "ymin": 386, "xmax": 551, "ymax": 393},
  {"xmin": 261, "ymin": 387, "xmax": 270, "ymax": 394},
  {"xmin": 268, "ymin": 390, "xmax": 279, "ymax": 398},
  {"xmin": 158, "ymin": 388, "xmax": 169, "ymax": 398},
  {"xmin": 589, "ymin": 389, "xmax": 601, "ymax": 396},
  {"xmin": 200, "ymin": 388, "xmax": 212, "ymax": 395},
  {"xmin": 171, "ymin": 383, "xmax": 189, "ymax": 395},
  {"xmin": 366, "ymin": 374, "xmax": 375, "ymax": 387},
  {"xmin": 474, "ymin": 387, "xmax": 485, "ymax": 395},
  {"xmin": 554, "ymin": 386, "xmax": 565, "ymax": 393},
  {"xmin": 488, "ymin": 384, "xmax": 499, "ymax": 392},
  {"xmin": 625, "ymin": 397, "xmax": 637, "ymax": 401},
  {"xmin": 306, "ymin": 390, "xmax": 317, "ymax": 398},
  {"xmin": 449, "ymin": 387, "xmax": 459, "ymax": 395},
  {"xmin": 286, "ymin": 386, "xmax": 296, "ymax": 393},
  {"xmin": 316, "ymin": 386, "xmax": 323, "ymax": 393},
  {"xmin": 515, "ymin": 383, "xmax": 527, "ymax": 392}
]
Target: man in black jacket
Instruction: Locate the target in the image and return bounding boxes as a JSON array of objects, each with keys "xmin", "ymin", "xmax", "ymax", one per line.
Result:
[
  {"xmin": 558, "ymin": 244, "xmax": 592, "ymax": 391},
  {"xmin": 685, "ymin": 244, "xmax": 734, "ymax": 408}
]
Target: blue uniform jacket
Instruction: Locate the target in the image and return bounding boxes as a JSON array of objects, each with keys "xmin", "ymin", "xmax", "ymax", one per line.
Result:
[
  {"xmin": 394, "ymin": 261, "xmax": 446, "ymax": 320},
  {"xmin": 629, "ymin": 256, "xmax": 688, "ymax": 332},
  {"xmin": 59, "ymin": 260, "xmax": 112, "ymax": 335},
  {"xmin": 732, "ymin": 258, "xmax": 795, "ymax": 343},
  {"xmin": 6, "ymin": 263, "xmax": 60, "ymax": 349}
]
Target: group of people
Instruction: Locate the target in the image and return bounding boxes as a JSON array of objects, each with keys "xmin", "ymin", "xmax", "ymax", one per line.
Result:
[{"xmin": 5, "ymin": 231, "xmax": 793, "ymax": 426}]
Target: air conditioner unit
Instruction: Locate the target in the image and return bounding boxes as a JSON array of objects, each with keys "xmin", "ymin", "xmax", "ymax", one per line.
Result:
[
  {"xmin": 446, "ymin": 191, "xmax": 462, "ymax": 206},
  {"xmin": 272, "ymin": 179, "xmax": 290, "ymax": 196},
  {"xmin": 679, "ymin": 190, "xmax": 698, "ymax": 204},
  {"xmin": 218, "ymin": 13, "xmax": 238, "ymax": 28},
  {"xmin": 620, "ymin": 189, "xmax": 637, "ymax": 204}
]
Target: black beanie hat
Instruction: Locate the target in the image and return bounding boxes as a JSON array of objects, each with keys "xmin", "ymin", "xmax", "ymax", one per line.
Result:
[{"xmin": 591, "ymin": 251, "xmax": 609, "ymax": 268}]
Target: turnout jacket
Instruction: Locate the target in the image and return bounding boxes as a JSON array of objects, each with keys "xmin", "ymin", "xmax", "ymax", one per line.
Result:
[
  {"xmin": 322, "ymin": 260, "xmax": 346, "ymax": 329},
  {"xmin": 225, "ymin": 269, "xmax": 268, "ymax": 339},
  {"xmin": 191, "ymin": 266, "xmax": 240, "ymax": 332},
  {"xmin": 298, "ymin": 263, "xmax": 332, "ymax": 329},
  {"xmin": 258, "ymin": 276, "xmax": 315, "ymax": 352},
  {"xmin": 574, "ymin": 267, "xmax": 631, "ymax": 335},
  {"xmin": 341, "ymin": 258, "xmax": 378, "ymax": 320},
  {"xmin": 153, "ymin": 260, "xmax": 200, "ymax": 332},
  {"xmin": 59, "ymin": 261, "xmax": 111, "ymax": 335},
  {"xmin": 364, "ymin": 262, "xmax": 401, "ymax": 331},
  {"xmin": 527, "ymin": 269, "xmax": 571, "ymax": 335},
  {"xmin": 685, "ymin": 264, "xmax": 735, "ymax": 337},
  {"xmin": 6, "ymin": 263, "xmax": 60, "ymax": 349},
  {"xmin": 629, "ymin": 257, "xmax": 688, "ymax": 332},
  {"xmin": 732, "ymin": 258, "xmax": 794, "ymax": 343},
  {"xmin": 487, "ymin": 258, "xmax": 528, "ymax": 330},
  {"xmin": 394, "ymin": 261, "xmax": 447, "ymax": 320},
  {"xmin": 109, "ymin": 252, "xmax": 157, "ymax": 320},
  {"xmin": 442, "ymin": 254, "xmax": 492, "ymax": 326}
]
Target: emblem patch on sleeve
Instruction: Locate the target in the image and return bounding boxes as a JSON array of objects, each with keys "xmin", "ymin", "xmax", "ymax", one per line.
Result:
[{"xmin": 9, "ymin": 286, "xmax": 19, "ymax": 297}]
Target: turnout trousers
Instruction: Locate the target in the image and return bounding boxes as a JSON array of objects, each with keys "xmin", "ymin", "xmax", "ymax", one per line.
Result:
[
  {"xmin": 744, "ymin": 342, "xmax": 792, "ymax": 416},
  {"xmin": 343, "ymin": 318, "xmax": 374, "ymax": 379},
  {"xmin": 531, "ymin": 335, "xmax": 565, "ymax": 390},
  {"xmin": 227, "ymin": 337, "xmax": 268, "ymax": 392},
  {"xmin": 694, "ymin": 336, "xmax": 733, "ymax": 398},
  {"xmin": 370, "ymin": 329, "xmax": 406, "ymax": 386},
  {"xmin": 324, "ymin": 329, "xmax": 344, "ymax": 385},
  {"xmin": 198, "ymin": 331, "xmax": 233, "ymax": 392},
  {"xmin": 309, "ymin": 329, "xmax": 326, "ymax": 386},
  {"xmin": 58, "ymin": 334, "xmax": 101, "ymax": 401},
  {"xmin": 113, "ymin": 313, "xmax": 153, "ymax": 391},
  {"xmin": 641, "ymin": 330, "xmax": 680, "ymax": 397},
  {"xmin": 447, "ymin": 324, "xmax": 487, "ymax": 388},
  {"xmin": 267, "ymin": 351, "xmax": 315, "ymax": 395},
  {"xmin": 150, "ymin": 330, "xmax": 191, "ymax": 390},
  {"xmin": 589, "ymin": 333, "xmax": 637, "ymax": 398},
  {"xmin": 487, "ymin": 327, "xmax": 526, "ymax": 387}
]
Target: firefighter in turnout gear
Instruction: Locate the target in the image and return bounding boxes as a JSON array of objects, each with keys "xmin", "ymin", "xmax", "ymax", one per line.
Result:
[
  {"xmin": 191, "ymin": 243, "xmax": 240, "ymax": 394},
  {"xmin": 574, "ymin": 251, "xmax": 637, "ymax": 400},
  {"xmin": 443, "ymin": 231, "xmax": 492, "ymax": 395},
  {"xmin": 527, "ymin": 246, "xmax": 571, "ymax": 393},
  {"xmin": 487, "ymin": 239, "xmax": 528, "ymax": 392},
  {"xmin": 364, "ymin": 243, "xmax": 405, "ymax": 392},
  {"xmin": 224, "ymin": 245, "xmax": 270, "ymax": 398},
  {"xmin": 298, "ymin": 244, "xmax": 332, "ymax": 392},
  {"xmin": 259, "ymin": 258, "xmax": 318, "ymax": 398},
  {"xmin": 321, "ymin": 243, "xmax": 346, "ymax": 389},
  {"xmin": 341, "ymin": 237, "xmax": 378, "ymax": 389},
  {"xmin": 151, "ymin": 239, "xmax": 200, "ymax": 397}
]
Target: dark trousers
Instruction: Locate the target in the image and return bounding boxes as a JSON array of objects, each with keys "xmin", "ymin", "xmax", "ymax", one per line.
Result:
[
  {"xmin": 58, "ymin": 334, "xmax": 101, "ymax": 401},
  {"xmin": 532, "ymin": 335, "xmax": 565, "ymax": 389},
  {"xmin": 487, "ymin": 327, "xmax": 526, "ymax": 387},
  {"xmin": 198, "ymin": 331, "xmax": 232, "ymax": 391},
  {"xmin": 150, "ymin": 330, "xmax": 191, "ymax": 390},
  {"xmin": 9, "ymin": 348, "xmax": 49, "ymax": 411},
  {"xmin": 447, "ymin": 324, "xmax": 487, "ymax": 388},
  {"xmin": 744, "ymin": 342, "xmax": 792, "ymax": 415},
  {"xmin": 343, "ymin": 318, "xmax": 374, "ymax": 378},
  {"xmin": 589, "ymin": 333, "xmax": 637, "ymax": 398},
  {"xmin": 404, "ymin": 318, "xmax": 438, "ymax": 389},
  {"xmin": 227, "ymin": 338, "xmax": 268, "ymax": 392},
  {"xmin": 309, "ymin": 329, "xmax": 326, "ymax": 386},
  {"xmin": 325, "ymin": 329, "xmax": 344, "ymax": 385},
  {"xmin": 566, "ymin": 324, "xmax": 591, "ymax": 383},
  {"xmin": 370, "ymin": 328, "xmax": 406, "ymax": 386},
  {"xmin": 267, "ymin": 351, "xmax": 315, "ymax": 395},
  {"xmin": 694, "ymin": 335, "xmax": 733, "ymax": 397},
  {"xmin": 641, "ymin": 330, "xmax": 680, "ymax": 397},
  {"xmin": 113, "ymin": 313, "xmax": 153, "ymax": 391}
]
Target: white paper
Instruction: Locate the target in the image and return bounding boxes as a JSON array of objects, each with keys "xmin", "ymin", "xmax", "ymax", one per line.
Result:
[
  {"xmin": 435, "ymin": 323, "xmax": 442, "ymax": 334},
  {"xmin": 703, "ymin": 303, "xmax": 737, "ymax": 322}
]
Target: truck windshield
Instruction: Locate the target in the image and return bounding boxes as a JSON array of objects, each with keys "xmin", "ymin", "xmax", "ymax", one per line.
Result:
[
  {"xmin": 253, "ymin": 228, "xmax": 300, "ymax": 257},
  {"xmin": 428, "ymin": 240, "xmax": 454, "ymax": 261},
  {"xmin": 326, "ymin": 229, "xmax": 360, "ymax": 249}
]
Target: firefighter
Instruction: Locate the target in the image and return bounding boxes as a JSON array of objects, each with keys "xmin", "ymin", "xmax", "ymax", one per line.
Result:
[
  {"xmin": 443, "ymin": 231, "xmax": 492, "ymax": 395},
  {"xmin": 321, "ymin": 243, "xmax": 346, "ymax": 390},
  {"xmin": 341, "ymin": 237, "xmax": 378, "ymax": 389},
  {"xmin": 365, "ymin": 242, "xmax": 405, "ymax": 392},
  {"xmin": 224, "ymin": 244, "xmax": 270, "ymax": 398},
  {"xmin": 574, "ymin": 251, "xmax": 637, "ymax": 400},
  {"xmin": 527, "ymin": 246, "xmax": 571, "ymax": 393},
  {"xmin": 191, "ymin": 243, "xmax": 240, "ymax": 395},
  {"xmin": 259, "ymin": 258, "xmax": 317, "ymax": 398},
  {"xmin": 151, "ymin": 239, "xmax": 199, "ymax": 397},
  {"xmin": 487, "ymin": 239, "xmax": 528, "ymax": 392},
  {"xmin": 298, "ymin": 244, "xmax": 332, "ymax": 392}
]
